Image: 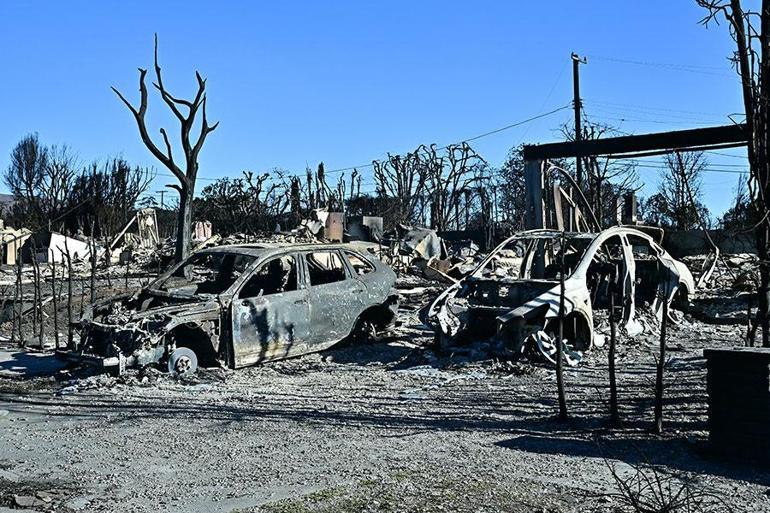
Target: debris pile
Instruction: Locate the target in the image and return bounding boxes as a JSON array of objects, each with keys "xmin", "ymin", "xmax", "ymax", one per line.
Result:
[
  {"xmin": 375, "ymin": 224, "xmax": 483, "ymax": 283},
  {"xmin": 683, "ymin": 253, "xmax": 759, "ymax": 324}
]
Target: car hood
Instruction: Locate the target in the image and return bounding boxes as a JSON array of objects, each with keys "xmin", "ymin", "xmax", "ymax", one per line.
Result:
[{"xmin": 82, "ymin": 292, "xmax": 221, "ymax": 326}]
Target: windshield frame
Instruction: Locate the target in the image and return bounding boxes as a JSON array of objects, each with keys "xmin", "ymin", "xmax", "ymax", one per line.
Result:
[
  {"xmin": 470, "ymin": 231, "xmax": 596, "ymax": 282},
  {"xmin": 147, "ymin": 250, "xmax": 260, "ymax": 299}
]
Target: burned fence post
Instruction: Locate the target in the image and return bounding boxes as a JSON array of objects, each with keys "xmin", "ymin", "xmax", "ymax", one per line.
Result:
[
  {"xmin": 89, "ymin": 224, "xmax": 97, "ymax": 306},
  {"xmin": 35, "ymin": 258, "xmax": 44, "ymax": 349},
  {"xmin": 609, "ymin": 279, "xmax": 620, "ymax": 426},
  {"xmin": 15, "ymin": 253, "xmax": 24, "ymax": 347},
  {"xmin": 10, "ymin": 278, "xmax": 17, "ymax": 347},
  {"xmin": 29, "ymin": 239, "xmax": 45, "ymax": 349},
  {"xmin": 0, "ymin": 285, "xmax": 8, "ymax": 339},
  {"xmin": 51, "ymin": 255, "xmax": 60, "ymax": 350},
  {"xmin": 103, "ymin": 237, "xmax": 113, "ymax": 289},
  {"xmin": 556, "ymin": 231, "xmax": 569, "ymax": 421},
  {"xmin": 30, "ymin": 239, "xmax": 38, "ymax": 340},
  {"xmin": 654, "ymin": 270, "xmax": 669, "ymax": 435},
  {"xmin": 79, "ymin": 274, "xmax": 85, "ymax": 319},
  {"xmin": 12, "ymin": 257, "xmax": 20, "ymax": 346},
  {"xmin": 747, "ymin": 294, "xmax": 756, "ymax": 347},
  {"xmin": 63, "ymin": 237, "xmax": 74, "ymax": 349}
]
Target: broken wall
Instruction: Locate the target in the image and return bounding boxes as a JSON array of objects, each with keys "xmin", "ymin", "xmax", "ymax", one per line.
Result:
[{"xmin": 663, "ymin": 229, "xmax": 755, "ymax": 258}]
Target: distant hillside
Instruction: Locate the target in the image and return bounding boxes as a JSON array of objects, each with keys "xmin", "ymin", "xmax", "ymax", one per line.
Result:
[{"xmin": 0, "ymin": 194, "xmax": 14, "ymax": 207}]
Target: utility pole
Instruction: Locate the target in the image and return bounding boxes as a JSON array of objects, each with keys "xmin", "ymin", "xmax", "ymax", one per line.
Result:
[
  {"xmin": 572, "ymin": 52, "xmax": 587, "ymax": 189},
  {"xmin": 156, "ymin": 190, "xmax": 166, "ymax": 209}
]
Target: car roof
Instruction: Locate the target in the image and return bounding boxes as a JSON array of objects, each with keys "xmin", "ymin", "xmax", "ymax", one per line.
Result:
[
  {"xmin": 504, "ymin": 226, "xmax": 657, "ymax": 242},
  {"xmin": 198, "ymin": 242, "xmax": 376, "ymax": 258}
]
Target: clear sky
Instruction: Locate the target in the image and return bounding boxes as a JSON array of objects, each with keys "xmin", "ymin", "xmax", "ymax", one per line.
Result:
[{"xmin": 0, "ymin": 1, "xmax": 749, "ymax": 217}]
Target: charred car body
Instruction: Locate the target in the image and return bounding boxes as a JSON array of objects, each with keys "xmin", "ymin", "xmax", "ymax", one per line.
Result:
[
  {"xmin": 63, "ymin": 244, "xmax": 398, "ymax": 374},
  {"xmin": 426, "ymin": 227, "xmax": 694, "ymax": 363}
]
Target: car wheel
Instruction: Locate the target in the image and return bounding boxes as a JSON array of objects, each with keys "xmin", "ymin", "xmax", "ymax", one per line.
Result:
[
  {"xmin": 168, "ymin": 347, "xmax": 198, "ymax": 375},
  {"xmin": 352, "ymin": 317, "xmax": 378, "ymax": 343}
]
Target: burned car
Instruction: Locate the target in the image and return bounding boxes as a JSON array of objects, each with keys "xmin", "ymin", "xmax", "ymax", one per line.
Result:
[
  {"xmin": 426, "ymin": 227, "xmax": 694, "ymax": 363},
  {"xmin": 63, "ymin": 244, "xmax": 398, "ymax": 374}
]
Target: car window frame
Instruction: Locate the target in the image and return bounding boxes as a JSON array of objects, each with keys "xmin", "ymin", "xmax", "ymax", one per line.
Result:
[
  {"xmin": 151, "ymin": 250, "xmax": 259, "ymax": 296},
  {"xmin": 301, "ymin": 249, "xmax": 351, "ymax": 288},
  {"xmin": 343, "ymin": 250, "xmax": 376, "ymax": 277},
  {"xmin": 235, "ymin": 253, "xmax": 301, "ymax": 299}
]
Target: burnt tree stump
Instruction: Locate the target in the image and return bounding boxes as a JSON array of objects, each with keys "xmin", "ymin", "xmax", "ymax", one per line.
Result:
[{"xmin": 704, "ymin": 347, "xmax": 770, "ymax": 465}]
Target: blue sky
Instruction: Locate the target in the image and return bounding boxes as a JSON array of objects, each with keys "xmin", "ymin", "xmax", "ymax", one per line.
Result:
[{"xmin": 0, "ymin": 1, "xmax": 748, "ymax": 217}]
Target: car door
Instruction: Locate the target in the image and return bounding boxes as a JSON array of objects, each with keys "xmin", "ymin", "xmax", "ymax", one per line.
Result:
[
  {"xmin": 230, "ymin": 253, "xmax": 311, "ymax": 367},
  {"xmin": 303, "ymin": 249, "xmax": 363, "ymax": 347}
]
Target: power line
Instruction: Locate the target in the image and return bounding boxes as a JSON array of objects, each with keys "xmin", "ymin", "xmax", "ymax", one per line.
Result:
[
  {"xmin": 185, "ymin": 104, "xmax": 574, "ymax": 187},
  {"xmin": 584, "ymin": 104, "xmax": 730, "ymax": 125},
  {"xmin": 583, "ymin": 98, "xmax": 736, "ymax": 119},
  {"xmin": 585, "ymin": 54, "xmax": 735, "ymax": 77},
  {"xmin": 589, "ymin": 114, "xmax": 717, "ymax": 127},
  {"xmin": 321, "ymin": 104, "xmax": 572, "ymax": 175},
  {"xmin": 627, "ymin": 162, "xmax": 747, "ymax": 175}
]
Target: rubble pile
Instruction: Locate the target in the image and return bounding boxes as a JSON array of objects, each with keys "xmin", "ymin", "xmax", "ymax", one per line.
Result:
[
  {"xmin": 375, "ymin": 224, "xmax": 484, "ymax": 282},
  {"xmin": 683, "ymin": 253, "xmax": 759, "ymax": 325},
  {"xmin": 682, "ymin": 253, "xmax": 758, "ymax": 293}
]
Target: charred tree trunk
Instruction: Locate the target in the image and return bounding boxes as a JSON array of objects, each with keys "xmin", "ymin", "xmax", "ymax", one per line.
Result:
[
  {"xmin": 175, "ymin": 184, "xmax": 194, "ymax": 262},
  {"xmin": 112, "ymin": 34, "xmax": 217, "ymax": 264},
  {"xmin": 699, "ymin": 1, "xmax": 770, "ymax": 344}
]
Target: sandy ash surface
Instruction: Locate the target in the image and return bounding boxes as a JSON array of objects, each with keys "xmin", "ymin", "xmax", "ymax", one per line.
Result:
[{"xmin": 0, "ymin": 280, "xmax": 768, "ymax": 512}]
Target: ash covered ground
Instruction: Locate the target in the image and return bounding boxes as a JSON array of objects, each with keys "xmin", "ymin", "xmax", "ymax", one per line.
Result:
[{"xmin": 0, "ymin": 268, "xmax": 768, "ymax": 513}]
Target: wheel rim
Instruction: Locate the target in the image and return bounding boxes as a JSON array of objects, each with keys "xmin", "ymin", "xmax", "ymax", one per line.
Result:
[
  {"xmin": 175, "ymin": 356, "xmax": 192, "ymax": 374},
  {"xmin": 168, "ymin": 347, "xmax": 198, "ymax": 375}
]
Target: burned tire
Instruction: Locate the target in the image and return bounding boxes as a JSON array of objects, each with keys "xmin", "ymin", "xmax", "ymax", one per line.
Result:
[
  {"xmin": 168, "ymin": 347, "xmax": 198, "ymax": 375},
  {"xmin": 344, "ymin": 316, "xmax": 377, "ymax": 345}
]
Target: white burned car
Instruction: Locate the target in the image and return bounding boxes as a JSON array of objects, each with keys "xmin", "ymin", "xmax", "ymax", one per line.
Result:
[
  {"xmin": 426, "ymin": 227, "xmax": 694, "ymax": 362},
  {"xmin": 65, "ymin": 244, "xmax": 398, "ymax": 375}
]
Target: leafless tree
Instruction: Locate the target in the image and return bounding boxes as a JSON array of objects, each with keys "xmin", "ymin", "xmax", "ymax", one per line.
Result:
[
  {"xmin": 112, "ymin": 34, "xmax": 219, "ymax": 263},
  {"xmin": 69, "ymin": 158, "xmax": 154, "ymax": 237},
  {"xmin": 197, "ymin": 170, "xmax": 293, "ymax": 234},
  {"xmin": 424, "ymin": 143, "xmax": 487, "ymax": 231},
  {"xmin": 4, "ymin": 134, "xmax": 47, "ymax": 226},
  {"xmin": 697, "ymin": 0, "xmax": 770, "ymax": 346},
  {"xmin": 4, "ymin": 136, "xmax": 78, "ymax": 231},
  {"xmin": 373, "ymin": 147, "xmax": 430, "ymax": 226},
  {"xmin": 561, "ymin": 121, "xmax": 640, "ymax": 227},
  {"xmin": 643, "ymin": 152, "xmax": 709, "ymax": 230}
]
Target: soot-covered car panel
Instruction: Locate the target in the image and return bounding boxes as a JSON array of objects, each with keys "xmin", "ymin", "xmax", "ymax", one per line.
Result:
[{"xmin": 65, "ymin": 244, "xmax": 397, "ymax": 374}]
